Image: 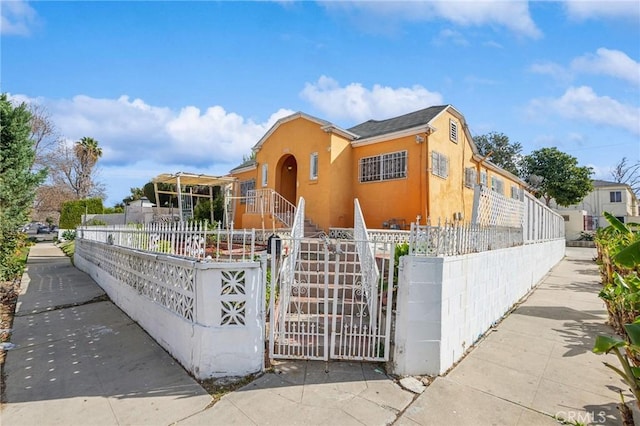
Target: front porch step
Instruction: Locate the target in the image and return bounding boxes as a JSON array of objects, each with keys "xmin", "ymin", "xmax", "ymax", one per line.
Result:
[
  {"xmin": 287, "ymin": 296, "xmax": 367, "ymax": 314},
  {"xmin": 303, "ymin": 218, "xmax": 322, "ymax": 237},
  {"xmin": 287, "ymin": 282, "xmax": 364, "ymax": 298}
]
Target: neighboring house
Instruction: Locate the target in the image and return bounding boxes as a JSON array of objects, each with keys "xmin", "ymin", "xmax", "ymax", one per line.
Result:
[
  {"xmin": 553, "ymin": 179, "xmax": 640, "ymax": 239},
  {"xmin": 229, "ymin": 105, "xmax": 526, "ymax": 231}
]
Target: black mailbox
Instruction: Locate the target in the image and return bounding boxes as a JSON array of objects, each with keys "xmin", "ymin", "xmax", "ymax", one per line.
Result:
[{"xmin": 267, "ymin": 234, "xmax": 281, "ymax": 256}]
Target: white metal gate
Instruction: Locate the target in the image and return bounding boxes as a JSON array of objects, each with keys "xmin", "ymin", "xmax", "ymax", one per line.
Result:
[{"xmin": 268, "ymin": 236, "xmax": 395, "ymax": 361}]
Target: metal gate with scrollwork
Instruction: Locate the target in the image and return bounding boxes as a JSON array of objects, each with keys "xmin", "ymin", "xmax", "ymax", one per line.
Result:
[{"xmin": 268, "ymin": 235, "xmax": 395, "ymax": 361}]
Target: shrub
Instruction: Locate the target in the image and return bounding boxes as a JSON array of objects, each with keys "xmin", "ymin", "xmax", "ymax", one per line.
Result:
[
  {"xmin": 59, "ymin": 198, "xmax": 104, "ymax": 229},
  {"xmin": 62, "ymin": 230, "xmax": 76, "ymax": 241}
]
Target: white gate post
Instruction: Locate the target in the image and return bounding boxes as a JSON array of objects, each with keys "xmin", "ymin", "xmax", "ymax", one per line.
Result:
[
  {"xmin": 391, "ymin": 255, "xmax": 445, "ymax": 376},
  {"xmin": 194, "ymin": 262, "xmax": 265, "ymax": 377}
]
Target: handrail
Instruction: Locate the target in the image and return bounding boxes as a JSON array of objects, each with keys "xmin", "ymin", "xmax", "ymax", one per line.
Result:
[
  {"xmin": 246, "ymin": 189, "xmax": 296, "ymax": 227},
  {"xmin": 353, "ymin": 199, "xmax": 380, "ymax": 328},
  {"xmin": 277, "ymin": 197, "xmax": 305, "ymax": 339}
]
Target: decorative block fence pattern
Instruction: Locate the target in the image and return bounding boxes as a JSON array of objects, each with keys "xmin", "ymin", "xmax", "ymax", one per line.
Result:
[{"xmin": 74, "ymin": 239, "xmax": 265, "ymax": 379}]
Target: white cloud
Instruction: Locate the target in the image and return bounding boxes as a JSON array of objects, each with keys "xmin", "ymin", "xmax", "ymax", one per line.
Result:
[
  {"xmin": 529, "ymin": 61, "xmax": 574, "ymax": 83},
  {"xmin": 0, "ymin": 0, "xmax": 38, "ymax": 36},
  {"xmin": 431, "ymin": 0, "xmax": 541, "ymax": 39},
  {"xmin": 587, "ymin": 163, "xmax": 611, "ymax": 180},
  {"xmin": 571, "ymin": 48, "xmax": 640, "ymax": 87},
  {"xmin": 300, "ymin": 76, "xmax": 443, "ymax": 122},
  {"xmin": 564, "ymin": 0, "xmax": 640, "ymax": 21},
  {"xmin": 8, "ymin": 93, "xmax": 296, "ymax": 205},
  {"xmin": 528, "ymin": 86, "xmax": 640, "ymax": 135},
  {"xmin": 433, "ymin": 29, "xmax": 469, "ymax": 46},
  {"xmin": 323, "ymin": 0, "xmax": 542, "ymax": 39},
  {"xmin": 10, "ymin": 93, "xmax": 294, "ymax": 168},
  {"xmin": 530, "ymin": 48, "xmax": 640, "ymax": 86}
]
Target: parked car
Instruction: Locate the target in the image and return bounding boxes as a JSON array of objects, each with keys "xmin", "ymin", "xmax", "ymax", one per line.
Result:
[{"xmin": 37, "ymin": 225, "xmax": 51, "ymax": 234}]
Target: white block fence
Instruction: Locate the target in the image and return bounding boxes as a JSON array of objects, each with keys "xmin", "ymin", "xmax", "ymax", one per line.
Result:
[
  {"xmin": 391, "ymin": 238, "xmax": 565, "ymax": 376},
  {"xmin": 74, "ymin": 239, "xmax": 265, "ymax": 379}
]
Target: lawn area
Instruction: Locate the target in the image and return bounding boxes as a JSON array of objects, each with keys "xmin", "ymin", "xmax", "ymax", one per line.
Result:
[{"xmin": 59, "ymin": 240, "xmax": 75, "ymax": 261}]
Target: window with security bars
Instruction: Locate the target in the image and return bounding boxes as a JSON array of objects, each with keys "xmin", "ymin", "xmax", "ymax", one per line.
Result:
[
  {"xmin": 491, "ymin": 176, "xmax": 504, "ymax": 194},
  {"xmin": 239, "ymin": 179, "xmax": 255, "ymax": 204},
  {"xmin": 464, "ymin": 167, "xmax": 477, "ymax": 188},
  {"xmin": 431, "ymin": 151, "xmax": 449, "ymax": 179},
  {"xmin": 359, "ymin": 151, "xmax": 407, "ymax": 183},
  {"xmin": 450, "ymin": 119, "xmax": 458, "ymax": 143}
]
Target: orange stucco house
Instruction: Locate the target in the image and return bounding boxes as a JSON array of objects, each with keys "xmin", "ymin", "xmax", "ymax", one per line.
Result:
[{"xmin": 228, "ymin": 105, "xmax": 524, "ymax": 231}]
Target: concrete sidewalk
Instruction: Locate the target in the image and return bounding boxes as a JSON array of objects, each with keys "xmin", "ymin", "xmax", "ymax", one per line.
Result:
[
  {"xmin": 397, "ymin": 247, "xmax": 628, "ymax": 426},
  {"xmin": 1, "ymin": 242, "xmax": 212, "ymax": 425},
  {"xmin": 1, "ymin": 244, "xmax": 629, "ymax": 425}
]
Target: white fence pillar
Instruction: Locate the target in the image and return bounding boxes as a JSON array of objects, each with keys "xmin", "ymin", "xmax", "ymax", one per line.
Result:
[
  {"xmin": 74, "ymin": 239, "xmax": 265, "ymax": 379},
  {"xmin": 392, "ymin": 256, "xmax": 445, "ymax": 375},
  {"xmin": 193, "ymin": 264, "xmax": 264, "ymax": 376}
]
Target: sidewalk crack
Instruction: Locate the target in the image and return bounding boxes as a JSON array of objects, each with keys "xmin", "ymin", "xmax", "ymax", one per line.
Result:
[{"xmin": 15, "ymin": 294, "xmax": 110, "ymax": 317}]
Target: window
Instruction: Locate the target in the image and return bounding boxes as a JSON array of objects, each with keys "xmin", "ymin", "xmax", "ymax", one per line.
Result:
[
  {"xmin": 480, "ymin": 171, "xmax": 488, "ymax": 186},
  {"xmin": 562, "ymin": 215, "xmax": 570, "ymax": 222},
  {"xmin": 309, "ymin": 152, "xmax": 318, "ymax": 180},
  {"xmin": 239, "ymin": 179, "xmax": 255, "ymax": 204},
  {"xmin": 359, "ymin": 151, "xmax": 407, "ymax": 183},
  {"xmin": 261, "ymin": 164, "xmax": 268, "ymax": 187},
  {"xmin": 464, "ymin": 167, "xmax": 477, "ymax": 188},
  {"xmin": 491, "ymin": 176, "xmax": 504, "ymax": 194},
  {"xmin": 610, "ymin": 191, "xmax": 622, "ymax": 203},
  {"xmin": 449, "ymin": 119, "xmax": 458, "ymax": 143},
  {"xmin": 431, "ymin": 151, "xmax": 449, "ymax": 179},
  {"xmin": 382, "ymin": 151, "xmax": 407, "ymax": 180},
  {"xmin": 511, "ymin": 185, "xmax": 521, "ymax": 200}
]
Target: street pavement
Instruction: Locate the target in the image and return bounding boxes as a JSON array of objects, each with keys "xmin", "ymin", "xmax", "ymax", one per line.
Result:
[{"xmin": 0, "ymin": 243, "xmax": 630, "ymax": 425}]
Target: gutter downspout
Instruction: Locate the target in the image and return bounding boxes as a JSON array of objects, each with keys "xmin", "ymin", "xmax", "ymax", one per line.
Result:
[{"xmin": 424, "ymin": 126, "xmax": 435, "ymax": 222}]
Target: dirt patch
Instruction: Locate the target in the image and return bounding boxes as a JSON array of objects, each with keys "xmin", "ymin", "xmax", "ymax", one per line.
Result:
[{"xmin": 0, "ymin": 276, "xmax": 21, "ymax": 402}]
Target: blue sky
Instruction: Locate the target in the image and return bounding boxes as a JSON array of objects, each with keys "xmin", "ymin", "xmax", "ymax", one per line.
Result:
[{"xmin": 2, "ymin": 0, "xmax": 639, "ymax": 207}]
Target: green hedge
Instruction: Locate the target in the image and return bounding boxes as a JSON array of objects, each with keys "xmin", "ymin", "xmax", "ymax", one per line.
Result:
[{"xmin": 60, "ymin": 198, "xmax": 104, "ymax": 229}]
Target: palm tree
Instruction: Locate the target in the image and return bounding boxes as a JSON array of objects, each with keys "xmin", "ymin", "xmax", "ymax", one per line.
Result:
[
  {"xmin": 75, "ymin": 136, "xmax": 102, "ymax": 166},
  {"xmin": 74, "ymin": 137, "xmax": 103, "ymax": 198}
]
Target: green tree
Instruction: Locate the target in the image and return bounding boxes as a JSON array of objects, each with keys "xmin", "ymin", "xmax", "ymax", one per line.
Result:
[
  {"xmin": 473, "ymin": 132, "xmax": 522, "ymax": 176},
  {"xmin": 143, "ymin": 181, "xmax": 175, "ymax": 207},
  {"xmin": 521, "ymin": 147, "xmax": 593, "ymax": 207},
  {"xmin": 193, "ymin": 200, "xmax": 212, "ymax": 223},
  {"xmin": 122, "ymin": 187, "xmax": 145, "ymax": 205},
  {"xmin": 0, "ymin": 94, "xmax": 47, "ymax": 280}
]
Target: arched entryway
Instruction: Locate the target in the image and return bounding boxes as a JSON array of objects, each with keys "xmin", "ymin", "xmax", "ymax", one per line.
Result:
[{"xmin": 276, "ymin": 155, "xmax": 297, "ymax": 205}]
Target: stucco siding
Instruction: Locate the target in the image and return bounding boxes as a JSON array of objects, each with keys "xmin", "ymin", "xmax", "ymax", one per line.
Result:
[{"xmin": 352, "ymin": 136, "xmax": 423, "ymax": 229}]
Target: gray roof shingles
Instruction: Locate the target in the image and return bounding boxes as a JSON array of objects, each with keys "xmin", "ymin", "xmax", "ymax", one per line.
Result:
[
  {"xmin": 593, "ymin": 179, "xmax": 624, "ymax": 187},
  {"xmin": 347, "ymin": 105, "xmax": 448, "ymax": 139}
]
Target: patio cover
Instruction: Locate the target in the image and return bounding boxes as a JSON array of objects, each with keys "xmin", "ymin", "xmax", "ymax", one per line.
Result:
[{"xmin": 151, "ymin": 172, "xmax": 237, "ymax": 222}]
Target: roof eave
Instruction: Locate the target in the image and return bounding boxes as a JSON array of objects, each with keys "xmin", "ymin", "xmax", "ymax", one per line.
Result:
[
  {"xmin": 351, "ymin": 124, "xmax": 436, "ymax": 147},
  {"xmin": 472, "ymin": 155, "xmax": 526, "ymax": 185},
  {"xmin": 321, "ymin": 124, "xmax": 358, "ymax": 140}
]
